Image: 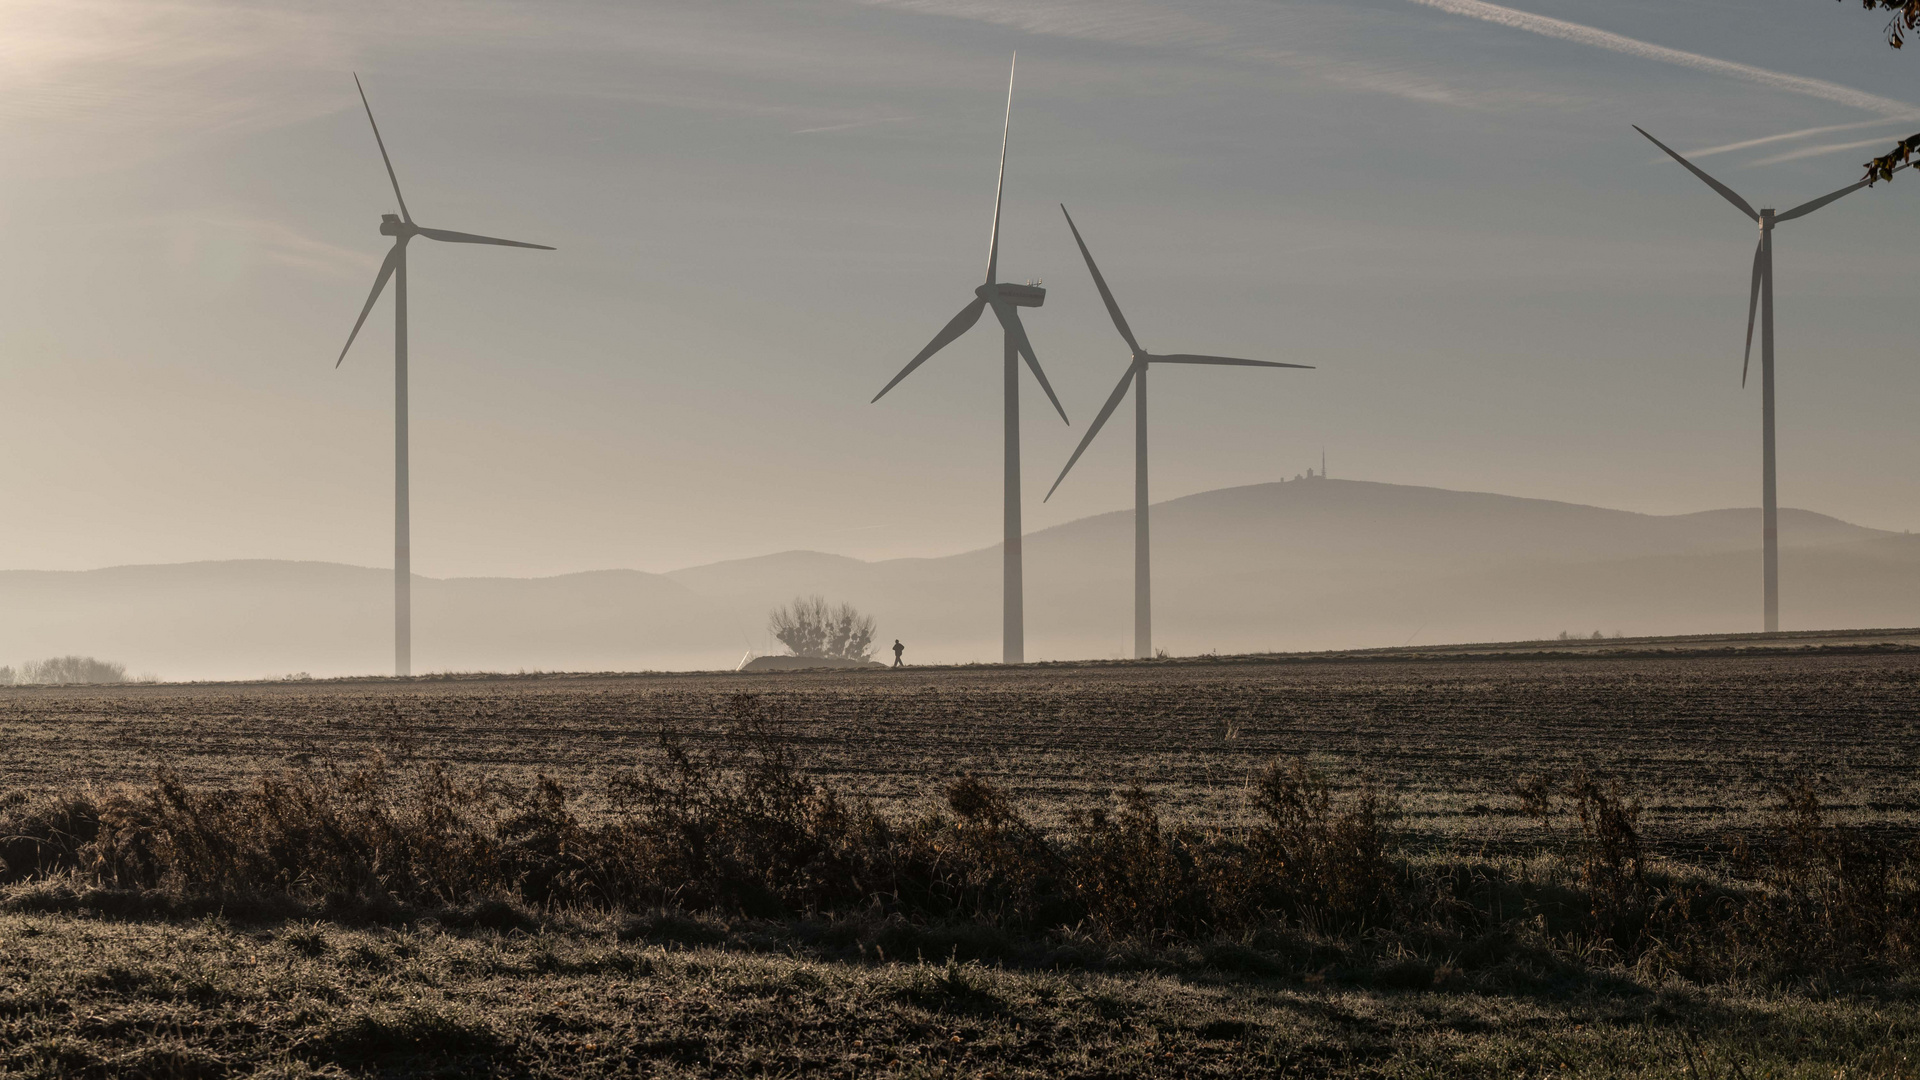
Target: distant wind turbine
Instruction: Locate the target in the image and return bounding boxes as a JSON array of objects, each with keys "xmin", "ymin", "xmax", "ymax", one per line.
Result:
[
  {"xmin": 870, "ymin": 56, "xmax": 1069, "ymax": 665},
  {"xmin": 336, "ymin": 75, "xmax": 554, "ymax": 677},
  {"xmin": 1044, "ymin": 205, "xmax": 1312, "ymax": 660},
  {"xmin": 1633, "ymin": 125, "xmax": 1892, "ymax": 634}
]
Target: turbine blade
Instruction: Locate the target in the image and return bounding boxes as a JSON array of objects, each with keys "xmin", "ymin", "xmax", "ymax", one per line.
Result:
[
  {"xmin": 1742, "ymin": 239, "xmax": 1761, "ymax": 388},
  {"xmin": 354, "ymin": 74, "xmax": 412, "ymax": 225},
  {"xmin": 417, "ymin": 226, "xmax": 555, "ymax": 250},
  {"xmin": 1153, "ymin": 354, "xmax": 1314, "ymax": 368},
  {"xmin": 337, "ymin": 244, "xmax": 401, "ymax": 367},
  {"xmin": 992, "ymin": 299, "xmax": 1069, "ymax": 425},
  {"xmin": 985, "ymin": 54, "xmax": 1014, "ymax": 286},
  {"xmin": 1775, "ymin": 176, "xmax": 1876, "ymax": 222},
  {"xmin": 1632, "ymin": 125, "xmax": 1758, "ymax": 222},
  {"xmin": 871, "ymin": 297, "xmax": 987, "ymax": 402},
  {"xmin": 1046, "ymin": 360, "xmax": 1140, "ymax": 501},
  {"xmin": 1059, "ymin": 204, "xmax": 1141, "ymax": 355}
]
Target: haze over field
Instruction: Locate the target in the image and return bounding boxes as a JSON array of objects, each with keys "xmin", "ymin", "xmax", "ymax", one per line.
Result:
[{"xmin": 5, "ymin": 478, "xmax": 1914, "ymax": 681}]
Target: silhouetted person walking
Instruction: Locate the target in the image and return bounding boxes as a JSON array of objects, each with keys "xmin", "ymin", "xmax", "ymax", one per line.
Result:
[{"xmin": 892, "ymin": 639, "xmax": 905, "ymax": 668}]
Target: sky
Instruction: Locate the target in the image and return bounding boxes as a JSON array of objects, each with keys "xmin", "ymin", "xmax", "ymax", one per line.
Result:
[{"xmin": 4, "ymin": 0, "xmax": 1920, "ymax": 579}]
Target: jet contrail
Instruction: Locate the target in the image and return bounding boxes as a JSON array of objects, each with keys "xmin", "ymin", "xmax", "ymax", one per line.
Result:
[
  {"xmin": 1407, "ymin": 0, "xmax": 1919, "ymax": 117},
  {"xmin": 1686, "ymin": 118, "xmax": 1920, "ymax": 160},
  {"xmin": 1750, "ymin": 136, "xmax": 1905, "ymax": 167}
]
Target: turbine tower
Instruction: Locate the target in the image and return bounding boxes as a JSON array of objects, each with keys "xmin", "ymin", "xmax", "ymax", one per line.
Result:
[
  {"xmin": 1045, "ymin": 205, "xmax": 1311, "ymax": 660},
  {"xmin": 1634, "ymin": 125, "xmax": 1889, "ymax": 634},
  {"xmin": 871, "ymin": 56, "xmax": 1069, "ymax": 665},
  {"xmin": 336, "ymin": 75, "xmax": 554, "ymax": 677}
]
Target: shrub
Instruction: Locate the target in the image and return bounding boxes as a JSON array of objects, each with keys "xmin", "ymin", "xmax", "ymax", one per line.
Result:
[
  {"xmin": 1567, "ymin": 771, "xmax": 1646, "ymax": 935},
  {"xmin": 1067, "ymin": 783, "xmax": 1211, "ymax": 940},
  {"xmin": 1733, "ymin": 771, "xmax": 1905, "ymax": 978},
  {"xmin": 598, "ymin": 695, "xmax": 898, "ymax": 914},
  {"xmin": 1245, "ymin": 760, "xmax": 1397, "ymax": 928}
]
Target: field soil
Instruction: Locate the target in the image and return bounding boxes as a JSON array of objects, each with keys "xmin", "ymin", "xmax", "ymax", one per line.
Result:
[
  {"xmin": 6, "ymin": 647, "xmax": 1917, "ymax": 845},
  {"xmin": 3, "ymin": 646, "xmax": 1919, "ymax": 1077}
]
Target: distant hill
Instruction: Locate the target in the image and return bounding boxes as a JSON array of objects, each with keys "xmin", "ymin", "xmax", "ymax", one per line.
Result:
[
  {"xmin": 671, "ymin": 479, "xmax": 1913, "ymax": 661},
  {"xmin": 3, "ymin": 479, "xmax": 1914, "ymax": 679}
]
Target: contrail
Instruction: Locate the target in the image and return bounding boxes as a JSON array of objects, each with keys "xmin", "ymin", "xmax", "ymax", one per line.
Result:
[
  {"xmin": 1749, "ymin": 136, "xmax": 1903, "ymax": 167},
  {"xmin": 1687, "ymin": 117, "xmax": 1920, "ymax": 159},
  {"xmin": 1407, "ymin": 0, "xmax": 1919, "ymax": 117}
]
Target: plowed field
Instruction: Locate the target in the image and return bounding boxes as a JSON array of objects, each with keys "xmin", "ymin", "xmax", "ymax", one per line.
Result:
[{"xmin": 6, "ymin": 648, "xmax": 1916, "ymax": 850}]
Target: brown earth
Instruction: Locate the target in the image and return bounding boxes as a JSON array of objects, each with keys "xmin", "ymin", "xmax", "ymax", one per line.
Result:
[{"xmin": 6, "ymin": 642, "xmax": 1916, "ymax": 850}]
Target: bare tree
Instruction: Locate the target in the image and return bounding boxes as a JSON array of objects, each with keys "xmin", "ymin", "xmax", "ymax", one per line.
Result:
[
  {"xmin": 768, "ymin": 596, "xmax": 876, "ymax": 661},
  {"xmin": 14, "ymin": 656, "xmax": 129, "ymax": 685}
]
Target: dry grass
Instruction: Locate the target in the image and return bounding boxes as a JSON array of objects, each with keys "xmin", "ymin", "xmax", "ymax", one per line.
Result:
[{"xmin": 4, "ymin": 906, "xmax": 1918, "ymax": 1079}]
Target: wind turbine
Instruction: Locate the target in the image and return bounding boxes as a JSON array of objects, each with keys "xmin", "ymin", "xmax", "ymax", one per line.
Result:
[
  {"xmin": 1044, "ymin": 205, "xmax": 1311, "ymax": 660},
  {"xmin": 1633, "ymin": 125, "xmax": 1891, "ymax": 634},
  {"xmin": 870, "ymin": 56, "xmax": 1069, "ymax": 665},
  {"xmin": 336, "ymin": 75, "xmax": 554, "ymax": 677}
]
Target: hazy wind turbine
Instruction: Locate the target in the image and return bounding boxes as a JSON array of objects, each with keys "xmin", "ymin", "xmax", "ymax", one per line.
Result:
[
  {"xmin": 870, "ymin": 56, "xmax": 1069, "ymax": 665},
  {"xmin": 336, "ymin": 75, "xmax": 554, "ymax": 677},
  {"xmin": 1044, "ymin": 205, "xmax": 1311, "ymax": 660},
  {"xmin": 1633, "ymin": 125, "xmax": 1891, "ymax": 634}
]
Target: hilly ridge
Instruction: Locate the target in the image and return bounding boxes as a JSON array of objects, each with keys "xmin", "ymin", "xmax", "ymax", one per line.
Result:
[
  {"xmin": 667, "ymin": 481, "xmax": 1908, "ymax": 661},
  {"xmin": 3, "ymin": 479, "xmax": 1913, "ymax": 679}
]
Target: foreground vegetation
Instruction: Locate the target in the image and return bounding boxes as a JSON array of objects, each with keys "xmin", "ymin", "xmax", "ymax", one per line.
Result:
[{"xmin": 2, "ymin": 690, "xmax": 1919, "ymax": 1075}]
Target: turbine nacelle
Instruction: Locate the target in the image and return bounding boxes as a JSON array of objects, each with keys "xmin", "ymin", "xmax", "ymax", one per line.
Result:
[
  {"xmin": 979, "ymin": 281, "xmax": 1046, "ymax": 308},
  {"xmin": 379, "ymin": 215, "xmax": 410, "ymax": 237}
]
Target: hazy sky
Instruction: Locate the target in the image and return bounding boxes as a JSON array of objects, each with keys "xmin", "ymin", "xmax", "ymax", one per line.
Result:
[{"xmin": 6, "ymin": 0, "xmax": 1920, "ymax": 578}]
